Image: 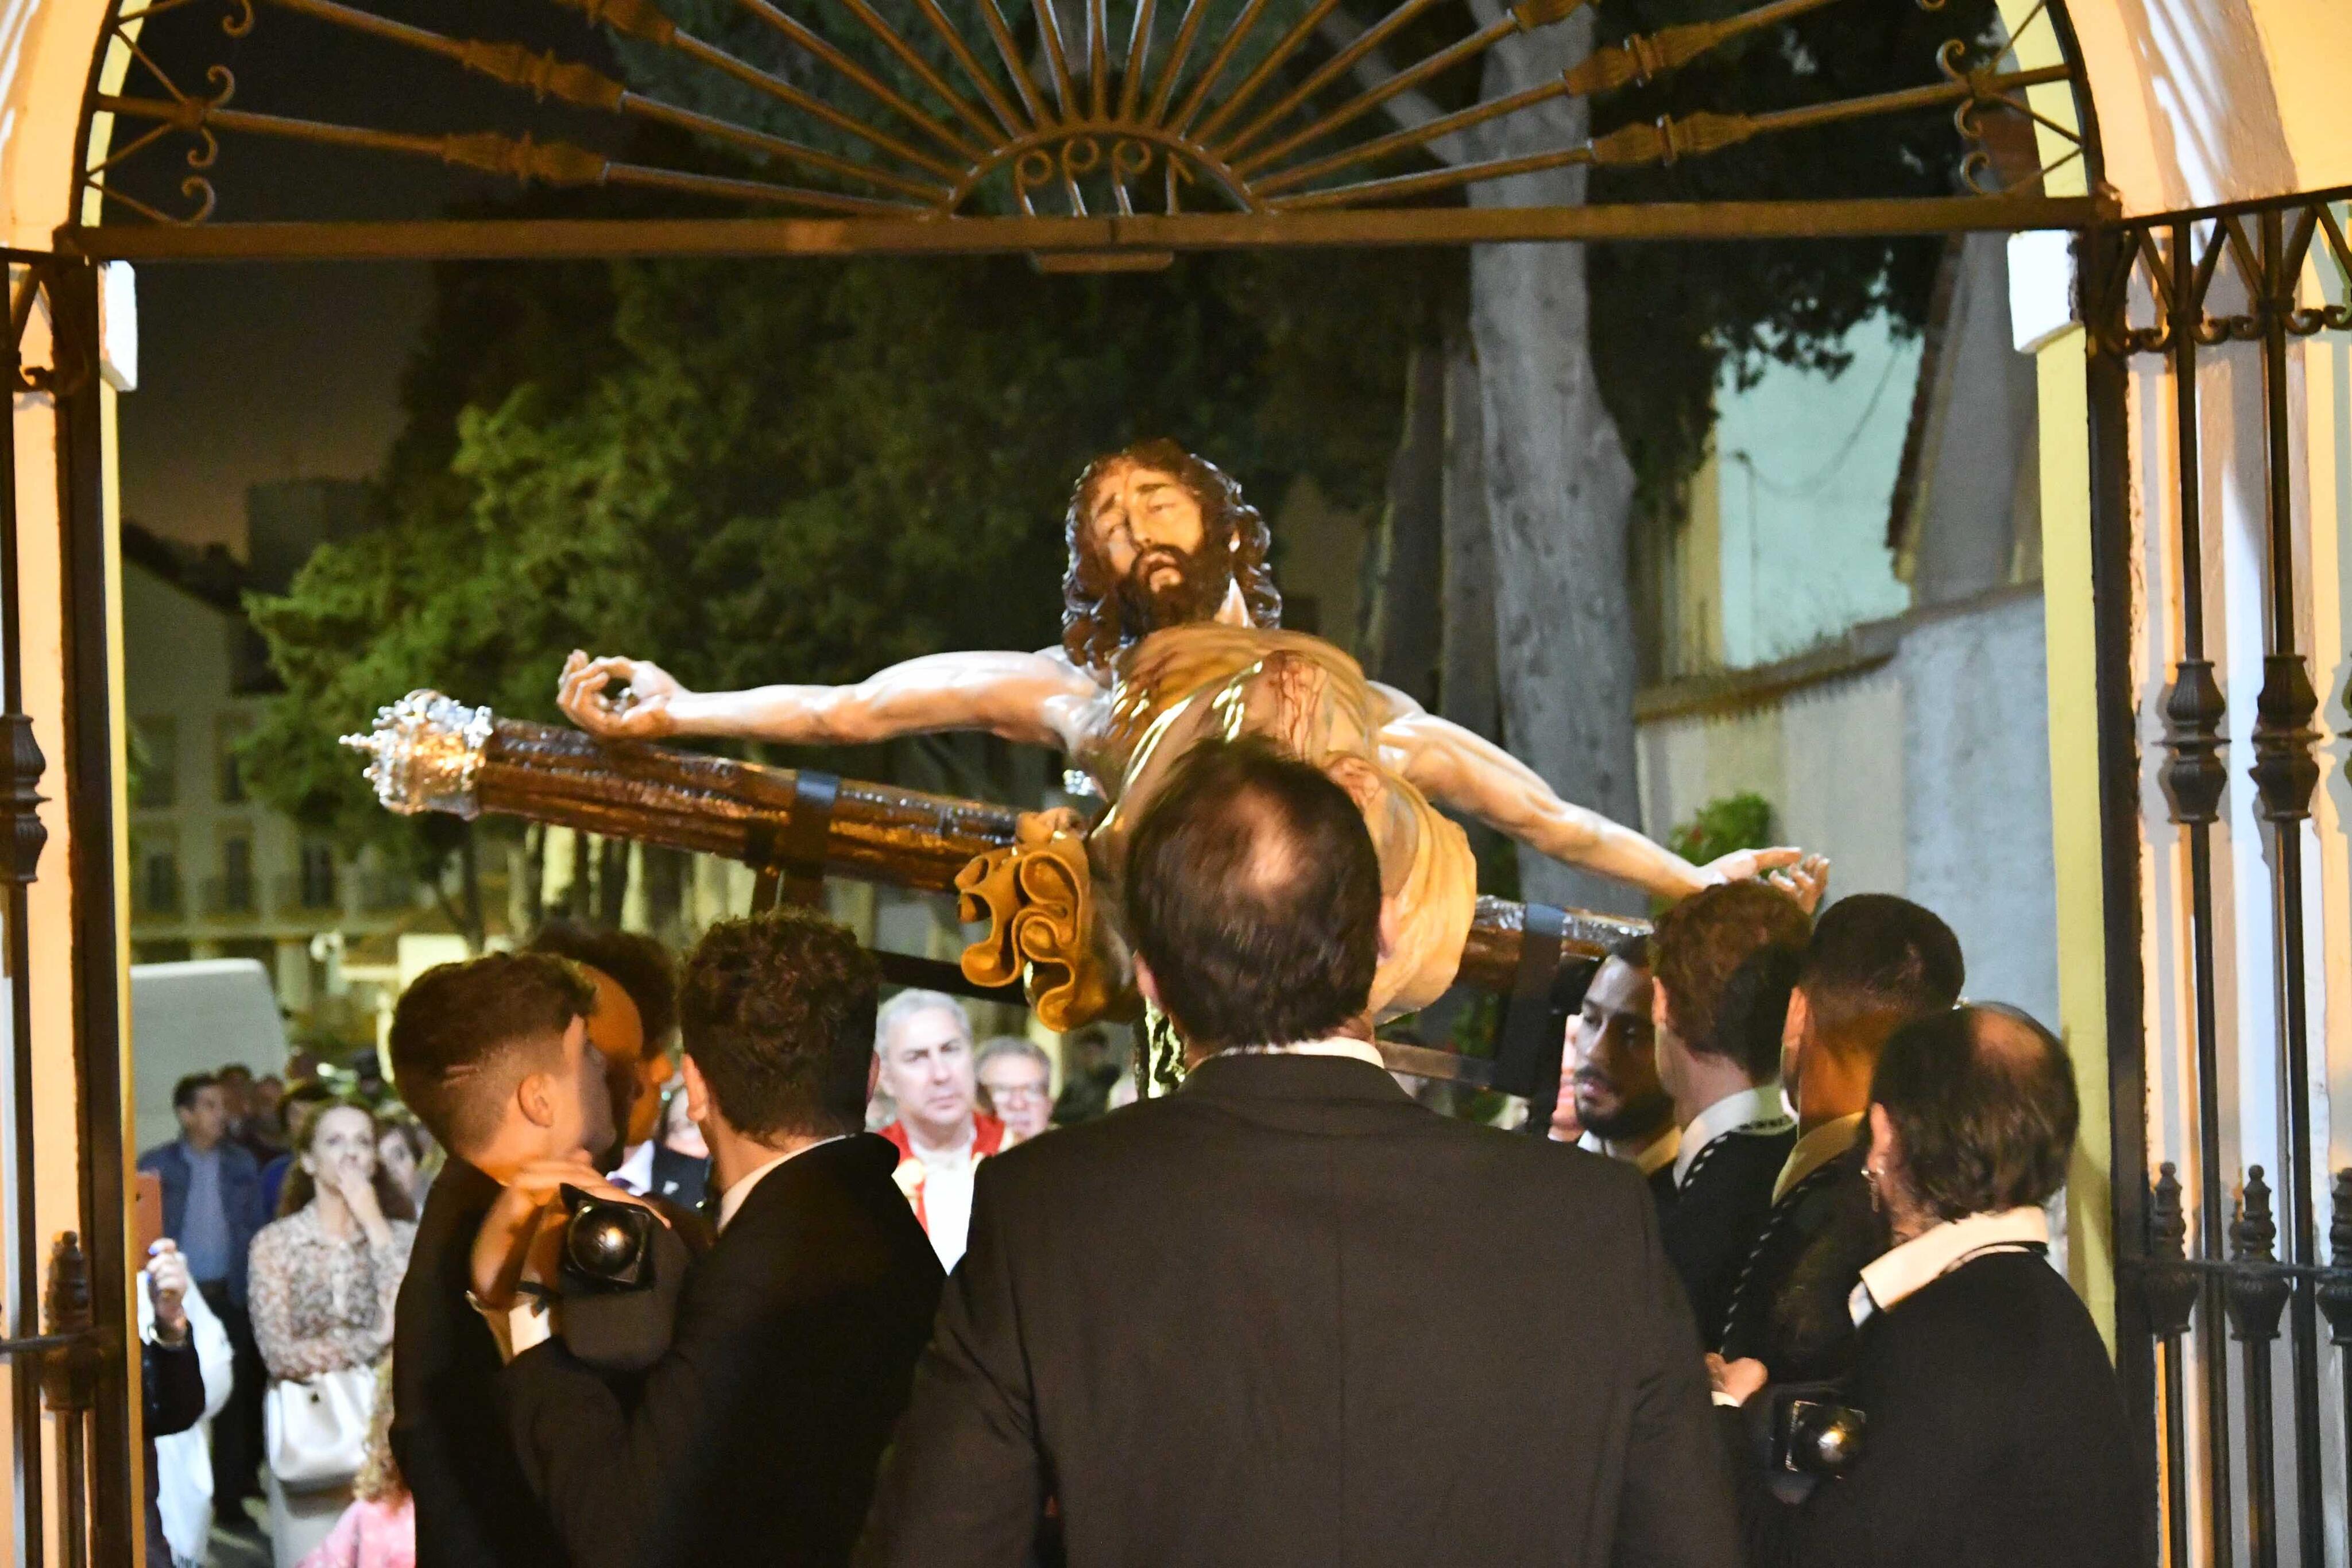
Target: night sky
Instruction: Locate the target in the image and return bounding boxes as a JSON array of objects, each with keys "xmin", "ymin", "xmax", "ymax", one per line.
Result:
[{"xmin": 113, "ymin": 0, "xmax": 624, "ymax": 553}]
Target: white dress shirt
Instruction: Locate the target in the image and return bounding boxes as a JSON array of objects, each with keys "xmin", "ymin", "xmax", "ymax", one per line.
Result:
[
  {"xmin": 1848, "ymin": 1205, "xmax": 2052, "ymax": 1327},
  {"xmin": 608, "ymin": 1139, "xmax": 657, "ymax": 1195},
  {"xmin": 1221, "ymin": 1036, "xmax": 1388, "ymax": 1067},
  {"xmin": 1673, "ymin": 1084, "xmax": 1794, "ymax": 1188}
]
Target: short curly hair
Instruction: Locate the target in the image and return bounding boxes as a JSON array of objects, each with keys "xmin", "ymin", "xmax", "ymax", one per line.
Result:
[
  {"xmin": 1651, "ymin": 881, "xmax": 1811, "ymax": 1080},
  {"xmin": 1061, "ymin": 439, "xmax": 1280, "ymax": 672},
  {"xmin": 679, "ymin": 909, "xmax": 880, "ymax": 1140}
]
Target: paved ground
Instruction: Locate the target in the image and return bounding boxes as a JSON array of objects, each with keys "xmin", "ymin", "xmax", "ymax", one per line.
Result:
[{"xmin": 195, "ymin": 1496, "xmax": 271, "ymax": 1568}]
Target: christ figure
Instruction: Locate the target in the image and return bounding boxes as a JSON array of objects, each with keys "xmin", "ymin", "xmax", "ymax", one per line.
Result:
[{"xmin": 559, "ymin": 440, "xmax": 1810, "ymax": 1017}]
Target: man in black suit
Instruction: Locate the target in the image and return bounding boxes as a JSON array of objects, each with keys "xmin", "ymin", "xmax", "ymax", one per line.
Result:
[
  {"xmin": 1713, "ymin": 1005, "xmax": 2144, "ymax": 1567},
  {"xmin": 1717, "ymin": 895, "xmax": 1964, "ymax": 1377},
  {"xmin": 1552, "ymin": 934, "xmax": 1679, "ymax": 1208},
  {"xmin": 388, "ymin": 952, "xmax": 617, "ymax": 1568},
  {"xmin": 487, "ymin": 909, "xmax": 943, "ymax": 1568},
  {"xmin": 1650, "ymin": 881, "xmax": 1811, "ymax": 1342},
  {"xmin": 858, "ymin": 737, "xmax": 1739, "ymax": 1568}
]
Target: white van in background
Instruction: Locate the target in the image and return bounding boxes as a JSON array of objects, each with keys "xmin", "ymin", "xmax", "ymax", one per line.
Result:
[{"xmin": 129, "ymin": 959, "xmax": 287, "ymax": 1157}]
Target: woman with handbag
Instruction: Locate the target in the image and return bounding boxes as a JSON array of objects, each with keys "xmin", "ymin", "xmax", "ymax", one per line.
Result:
[{"xmin": 249, "ymin": 1099, "xmax": 416, "ymax": 1567}]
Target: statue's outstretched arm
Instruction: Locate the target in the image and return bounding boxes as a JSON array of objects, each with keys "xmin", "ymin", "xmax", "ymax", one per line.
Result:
[
  {"xmin": 557, "ymin": 648, "xmax": 1101, "ymax": 753},
  {"xmin": 1377, "ymin": 700, "xmax": 1808, "ymax": 904}
]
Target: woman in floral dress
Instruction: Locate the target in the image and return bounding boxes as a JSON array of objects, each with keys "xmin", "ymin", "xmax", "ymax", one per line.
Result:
[{"xmin": 248, "ymin": 1100, "xmax": 416, "ymax": 1568}]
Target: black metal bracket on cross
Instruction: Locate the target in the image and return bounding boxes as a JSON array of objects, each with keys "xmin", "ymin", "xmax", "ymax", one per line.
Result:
[
  {"xmin": 747, "ymin": 769, "xmax": 839, "ymax": 912},
  {"xmin": 1491, "ymin": 903, "xmax": 1597, "ymax": 1123}
]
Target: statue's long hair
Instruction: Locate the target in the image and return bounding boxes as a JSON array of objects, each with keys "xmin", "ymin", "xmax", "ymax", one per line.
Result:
[{"xmin": 1061, "ymin": 439, "xmax": 1281, "ymax": 673}]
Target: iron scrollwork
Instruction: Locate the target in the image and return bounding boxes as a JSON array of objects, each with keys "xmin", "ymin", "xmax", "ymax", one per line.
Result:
[{"xmin": 74, "ymin": 0, "xmax": 2091, "ymax": 249}]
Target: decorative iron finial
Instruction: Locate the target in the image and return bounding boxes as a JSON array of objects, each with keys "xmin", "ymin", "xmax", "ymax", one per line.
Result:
[
  {"xmin": 2144, "ymin": 1163, "xmax": 2197, "ymax": 1337},
  {"xmin": 2320, "ymin": 1169, "xmax": 2352, "ymax": 1347},
  {"xmin": 341, "ymin": 690, "xmax": 494, "ymax": 819},
  {"xmin": 2226, "ymin": 1167, "xmax": 2291, "ymax": 1344},
  {"xmin": 41, "ymin": 1230, "xmax": 92, "ymax": 1411}
]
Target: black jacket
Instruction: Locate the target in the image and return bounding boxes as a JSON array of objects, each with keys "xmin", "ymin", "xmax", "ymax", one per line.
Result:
[
  {"xmin": 1727, "ymin": 1250, "xmax": 2146, "ymax": 1568},
  {"xmin": 1716, "ymin": 1144, "xmax": 1881, "ymax": 1378},
  {"xmin": 1664, "ymin": 1125, "xmax": 1795, "ymax": 1346},
  {"xmin": 857, "ymin": 1052, "xmax": 1740, "ymax": 1568},
  {"xmin": 393, "ymin": 1159, "xmax": 567, "ymax": 1568},
  {"xmin": 502, "ymin": 1133, "xmax": 943, "ymax": 1568}
]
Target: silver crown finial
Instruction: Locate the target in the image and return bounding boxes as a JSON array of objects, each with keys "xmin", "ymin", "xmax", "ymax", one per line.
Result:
[{"xmin": 341, "ymin": 690, "xmax": 494, "ymax": 819}]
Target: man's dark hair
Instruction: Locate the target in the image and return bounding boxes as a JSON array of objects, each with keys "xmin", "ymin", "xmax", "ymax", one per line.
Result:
[
  {"xmin": 678, "ymin": 909, "xmax": 880, "ymax": 1141},
  {"xmin": 388, "ymin": 953, "xmax": 597, "ymax": 1154},
  {"xmin": 1651, "ymin": 881, "xmax": 1811, "ymax": 1081},
  {"xmin": 217, "ymin": 1063, "xmax": 253, "ymax": 1085},
  {"xmin": 527, "ymin": 922, "xmax": 678, "ymax": 1058},
  {"xmin": 1124, "ymin": 737, "xmax": 1382, "ymax": 1052},
  {"xmin": 1800, "ymin": 895, "xmax": 1964, "ymax": 1059},
  {"xmin": 1061, "ymin": 439, "xmax": 1281, "ymax": 671},
  {"xmin": 1871, "ymin": 1004, "xmax": 2077, "ymax": 1224},
  {"xmin": 172, "ymin": 1073, "xmax": 218, "ymax": 1112},
  {"xmin": 1609, "ymin": 932, "xmax": 1651, "ymax": 970}
]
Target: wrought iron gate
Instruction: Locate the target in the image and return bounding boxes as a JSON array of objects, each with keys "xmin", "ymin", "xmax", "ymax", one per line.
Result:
[
  {"xmin": 0, "ymin": 254, "xmax": 136, "ymax": 1568},
  {"xmin": 2091, "ymin": 188, "xmax": 2352, "ymax": 1568}
]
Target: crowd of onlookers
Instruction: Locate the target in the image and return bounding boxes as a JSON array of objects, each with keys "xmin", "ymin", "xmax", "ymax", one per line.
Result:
[
  {"xmin": 133, "ymin": 927, "xmax": 1105, "ymax": 1568},
  {"xmin": 133, "ymin": 737, "xmax": 2145, "ymax": 1568}
]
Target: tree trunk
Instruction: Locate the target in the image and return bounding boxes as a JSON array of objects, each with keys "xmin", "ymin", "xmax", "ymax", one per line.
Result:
[
  {"xmin": 459, "ymin": 826, "xmax": 485, "ymax": 953},
  {"xmin": 1357, "ymin": 325, "xmax": 1447, "ymax": 704},
  {"xmin": 1438, "ymin": 313, "xmax": 1498, "ymax": 742},
  {"xmin": 1464, "ymin": 7, "xmax": 1643, "ymax": 915},
  {"xmin": 597, "ymin": 837, "xmax": 630, "ymax": 928}
]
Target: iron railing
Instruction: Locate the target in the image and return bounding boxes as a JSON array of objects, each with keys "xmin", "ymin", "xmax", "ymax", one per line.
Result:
[{"xmin": 2090, "ymin": 185, "xmax": 2352, "ymax": 1568}]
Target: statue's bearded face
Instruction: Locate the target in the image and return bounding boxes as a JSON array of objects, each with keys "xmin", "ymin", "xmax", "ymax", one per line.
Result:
[{"xmin": 1080, "ymin": 460, "xmax": 1232, "ymax": 634}]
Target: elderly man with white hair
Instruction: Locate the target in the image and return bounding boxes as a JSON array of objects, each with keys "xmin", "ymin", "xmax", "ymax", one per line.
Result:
[{"xmin": 873, "ymin": 990, "xmax": 1004, "ymax": 1271}]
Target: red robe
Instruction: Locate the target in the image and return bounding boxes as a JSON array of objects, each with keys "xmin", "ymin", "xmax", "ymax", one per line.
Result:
[{"xmin": 878, "ymin": 1113, "xmax": 1006, "ymax": 1241}]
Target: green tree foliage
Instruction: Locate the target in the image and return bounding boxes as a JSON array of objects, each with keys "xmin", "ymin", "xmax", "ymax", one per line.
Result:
[{"xmin": 240, "ymin": 246, "xmax": 1425, "ymax": 893}]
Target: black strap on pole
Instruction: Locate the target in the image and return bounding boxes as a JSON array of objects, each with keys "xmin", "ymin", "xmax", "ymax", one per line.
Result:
[
  {"xmin": 743, "ymin": 769, "xmax": 839, "ymax": 912},
  {"xmin": 1492, "ymin": 901, "xmax": 1567, "ymax": 1102}
]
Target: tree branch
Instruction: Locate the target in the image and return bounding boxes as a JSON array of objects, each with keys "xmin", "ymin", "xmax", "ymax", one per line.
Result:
[{"xmin": 1311, "ymin": 14, "xmax": 1471, "ymax": 167}]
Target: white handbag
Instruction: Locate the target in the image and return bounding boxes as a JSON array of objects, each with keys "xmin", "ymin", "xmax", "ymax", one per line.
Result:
[{"xmin": 263, "ymin": 1365, "xmax": 373, "ymax": 1492}]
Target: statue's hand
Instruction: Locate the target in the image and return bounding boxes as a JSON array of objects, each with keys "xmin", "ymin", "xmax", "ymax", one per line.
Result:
[
  {"xmin": 1696, "ymin": 845, "xmax": 1805, "ymax": 896},
  {"xmin": 559, "ymin": 649, "xmax": 686, "ymax": 738},
  {"xmin": 1766, "ymin": 853, "xmax": 1832, "ymax": 916}
]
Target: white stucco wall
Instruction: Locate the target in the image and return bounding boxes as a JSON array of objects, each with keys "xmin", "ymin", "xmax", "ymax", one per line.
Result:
[
  {"xmin": 1898, "ymin": 591, "xmax": 2061, "ymax": 1026},
  {"xmin": 1638, "ymin": 589, "xmax": 2061, "ymax": 1028}
]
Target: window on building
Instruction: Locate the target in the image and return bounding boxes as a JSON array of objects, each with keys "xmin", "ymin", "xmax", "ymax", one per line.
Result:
[
  {"xmin": 137, "ymin": 848, "xmax": 181, "ymax": 918},
  {"xmin": 131, "ymin": 717, "xmax": 176, "ymax": 810},
  {"xmin": 216, "ymin": 715, "xmax": 252, "ymax": 804},
  {"xmin": 299, "ymin": 842, "xmax": 337, "ymax": 909},
  {"xmin": 219, "ymin": 836, "xmax": 254, "ymax": 915}
]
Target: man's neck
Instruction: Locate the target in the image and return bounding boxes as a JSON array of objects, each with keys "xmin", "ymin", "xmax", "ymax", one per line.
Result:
[
  {"xmin": 1182, "ymin": 1013, "xmax": 1375, "ymax": 1071},
  {"xmin": 1596, "ymin": 1110, "xmax": 1676, "ymax": 1156},
  {"xmin": 902, "ymin": 1116, "xmax": 975, "ymax": 1162},
  {"xmin": 1672, "ymin": 1056, "xmax": 1762, "ymax": 1131},
  {"xmin": 180, "ymin": 1133, "xmax": 219, "ymax": 1156},
  {"xmin": 710, "ymin": 1122, "xmax": 832, "ymax": 1196}
]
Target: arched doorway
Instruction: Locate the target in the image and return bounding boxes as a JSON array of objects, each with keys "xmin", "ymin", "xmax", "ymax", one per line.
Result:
[{"xmin": 18, "ymin": 0, "xmax": 2299, "ymax": 1561}]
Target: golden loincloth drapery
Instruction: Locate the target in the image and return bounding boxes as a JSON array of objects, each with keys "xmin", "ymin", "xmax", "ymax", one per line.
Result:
[{"xmin": 959, "ymin": 624, "xmax": 1475, "ymax": 1027}]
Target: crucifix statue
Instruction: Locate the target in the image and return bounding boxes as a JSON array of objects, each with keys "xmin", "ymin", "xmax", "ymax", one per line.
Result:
[{"xmin": 559, "ymin": 439, "xmax": 1812, "ymax": 1020}]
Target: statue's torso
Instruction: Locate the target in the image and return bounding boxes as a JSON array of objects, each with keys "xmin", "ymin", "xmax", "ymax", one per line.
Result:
[{"xmin": 1077, "ymin": 622, "xmax": 1473, "ymax": 1017}]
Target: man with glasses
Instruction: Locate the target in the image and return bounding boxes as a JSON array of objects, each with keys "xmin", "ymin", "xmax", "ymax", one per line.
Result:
[{"xmin": 975, "ymin": 1037, "xmax": 1054, "ymax": 1147}]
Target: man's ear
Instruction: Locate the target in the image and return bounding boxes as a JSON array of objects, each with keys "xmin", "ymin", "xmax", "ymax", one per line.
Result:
[
  {"xmin": 680, "ymin": 1053, "xmax": 713, "ymax": 1132},
  {"xmin": 1132, "ymin": 955, "xmax": 1163, "ymax": 1013},
  {"xmin": 1780, "ymin": 986, "xmax": 1811, "ymax": 1083},
  {"xmin": 517, "ymin": 1069, "xmax": 557, "ymax": 1131}
]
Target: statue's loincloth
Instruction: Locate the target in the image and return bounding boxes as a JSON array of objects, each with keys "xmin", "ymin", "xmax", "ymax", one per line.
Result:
[{"xmin": 1082, "ymin": 624, "xmax": 1475, "ymax": 1019}]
